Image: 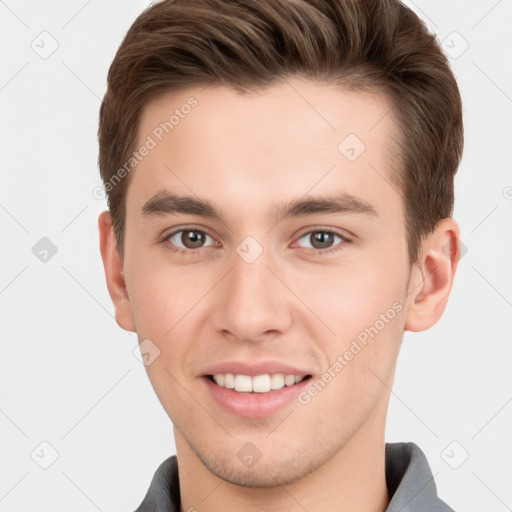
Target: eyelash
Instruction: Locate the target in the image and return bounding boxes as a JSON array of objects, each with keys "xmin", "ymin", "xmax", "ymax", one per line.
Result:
[
  {"xmin": 161, "ymin": 226, "xmax": 351, "ymax": 256},
  {"xmin": 300, "ymin": 228, "xmax": 350, "ymax": 254}
]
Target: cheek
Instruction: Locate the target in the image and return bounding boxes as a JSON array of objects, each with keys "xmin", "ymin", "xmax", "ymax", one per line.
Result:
[
  {"xmin": 292, "ymin": 256, "xmax": 407, "ymax": 397},
  {"xmin": 292, "ymin": 258, "xmax": 407, "ymax": 339},
  {"xmin": 299, "ymin": 306, "xmax": 405, "ymax": 430},
  {"xmin": 125, "ymin": 258, "xmax": 219, "ymax": 393},
  {"xmin": 126, "ymin": 255, "xmax": 211, "ymax": 333}
]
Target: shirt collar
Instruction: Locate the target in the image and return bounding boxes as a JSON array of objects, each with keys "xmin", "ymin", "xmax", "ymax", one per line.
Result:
[
  {"xmin": 135, "ymin": 442, "xmax": 455, "ymax": 512},
  {"xmin": 384, "ymin": 442, "xmax": 455, "ymax": 511}
]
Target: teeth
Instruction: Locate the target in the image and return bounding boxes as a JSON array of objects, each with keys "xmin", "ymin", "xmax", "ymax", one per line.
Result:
[
  {"xmin": 234, "ymin": 375, "xmax": 252, "ymax": 392},
  {"xmin": 252, "ymin": 374, "xmax": 271, "ymax": 393},
  {"xmin": 270, "ymin": 374, "xmax": 285, "ymax": 390},
  {"xmin": 224, "ymin": 373, "xmax": 235, "ymax": 389},
  {"xmin": 212, "ymin": 373, "xmax": 306, "ymax": 393},
  {"xmin": 284, "ymin": 374, "xmax": 296, "ymax": 386}
]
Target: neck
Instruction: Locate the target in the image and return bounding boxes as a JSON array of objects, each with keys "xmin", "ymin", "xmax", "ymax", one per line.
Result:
[{"xmin": 175, "ymin": 394, "xmax": 391, "ymax": 512}]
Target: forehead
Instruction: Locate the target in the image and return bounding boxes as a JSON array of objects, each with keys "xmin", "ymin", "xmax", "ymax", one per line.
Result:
[{"xmin": 127, "ymin": 77, "xmax": 402, "ymax": 222}]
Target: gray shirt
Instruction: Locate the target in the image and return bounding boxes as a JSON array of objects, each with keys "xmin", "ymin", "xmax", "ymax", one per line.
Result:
[{"xmin": 134, "ymin": 442, "xmax": 455, "ymax": 511}]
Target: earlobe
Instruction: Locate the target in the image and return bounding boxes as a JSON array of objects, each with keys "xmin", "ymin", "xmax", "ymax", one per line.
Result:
[
  {"xmin": 98, "ymin": 211, "xmax": 136, "ymax": 332},
  {"xmin": 404, "ymin": 218, "xmax": 461, "ymax": 332}
]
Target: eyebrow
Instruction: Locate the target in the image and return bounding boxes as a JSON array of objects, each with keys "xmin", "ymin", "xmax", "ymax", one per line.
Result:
[{"xmin": 141, "ymin": 190, "xmax": 378, "ymax": 222}]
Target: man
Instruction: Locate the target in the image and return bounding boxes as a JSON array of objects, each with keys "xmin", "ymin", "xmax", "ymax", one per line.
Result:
[{"xmin": 97, "ymin": 0, "xmax": 463, "ymax": 510}]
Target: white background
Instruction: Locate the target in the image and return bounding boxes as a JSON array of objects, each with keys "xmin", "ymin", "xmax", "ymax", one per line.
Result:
[{"xmin": 1, "ymin": 0, "xmax": 511, "ymax": 511}]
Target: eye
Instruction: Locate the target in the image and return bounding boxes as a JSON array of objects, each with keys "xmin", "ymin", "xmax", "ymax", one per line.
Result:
[
  {"xmin": 296, "ymin": 229, "xmax": 347, "ymax": 252},
  {"xmin": 165, "ymin": 228, "xmax": 217, "ymax": 251}
]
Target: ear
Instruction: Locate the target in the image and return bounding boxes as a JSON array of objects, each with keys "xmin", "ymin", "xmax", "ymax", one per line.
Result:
[
  {"xmin": 98, "ymin": 211, "xmax": 136, "ymax": 332},
  {"xmin": 404, "ymin": 217, "xmax": 461, "ymax": 332}
]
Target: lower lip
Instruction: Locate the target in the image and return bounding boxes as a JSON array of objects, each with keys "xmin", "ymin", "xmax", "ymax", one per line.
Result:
[{"xmin": 202, "ymin": 376, "xmax": 311, "ymax": 418}]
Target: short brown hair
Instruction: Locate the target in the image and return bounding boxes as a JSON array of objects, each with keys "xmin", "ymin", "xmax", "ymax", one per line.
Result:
[{"xmin": 98, "ymin": 0, "xmax": 463, "ymax": 264}]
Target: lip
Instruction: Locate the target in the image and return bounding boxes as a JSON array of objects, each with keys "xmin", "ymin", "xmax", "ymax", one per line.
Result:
[
  {"xmin": 201, "ymin": 374, "xmax": 312, "ymax": 418},
  {"xmin": 200, "ymin": 360, "xmax": 312, "ymax": 378}
]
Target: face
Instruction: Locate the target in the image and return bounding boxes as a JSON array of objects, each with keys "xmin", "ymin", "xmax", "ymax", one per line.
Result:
[{"xmin": 119, "ymin": 77, "xmax": 414, "ymax": 486}]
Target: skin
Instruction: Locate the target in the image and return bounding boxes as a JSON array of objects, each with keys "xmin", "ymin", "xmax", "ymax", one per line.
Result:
[{"xmin": 99, "ymin": 76, "xmax": 460, "ymax": 512}]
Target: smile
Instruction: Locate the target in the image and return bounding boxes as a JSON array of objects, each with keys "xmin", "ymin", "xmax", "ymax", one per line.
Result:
[{"xmin": 210, "ymin": 373, "xmax": 309, "ymax": 393}]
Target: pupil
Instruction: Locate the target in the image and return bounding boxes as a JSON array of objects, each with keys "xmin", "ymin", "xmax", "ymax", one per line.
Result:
[
  {"xmin": 311, "ymin": 232, "xmax": 333, "ymax": 249},
  {"xmin": 183, "ymin": 230, "xmax": 204, "ymax": 248}
]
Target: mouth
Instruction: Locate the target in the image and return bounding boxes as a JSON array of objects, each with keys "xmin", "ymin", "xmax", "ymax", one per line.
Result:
[
  {"xmin": 200, "ymin": 361, "xmax": 315, "ymax": 417},
  {"xmin": 206, "ymin": 373, "xmax": 313, "ymax": 393}
]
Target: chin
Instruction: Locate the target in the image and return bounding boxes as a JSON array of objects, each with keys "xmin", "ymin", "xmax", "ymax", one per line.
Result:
[{"xmin": 194, "ymin": 442, "xmax": 334, "ymax": 488}]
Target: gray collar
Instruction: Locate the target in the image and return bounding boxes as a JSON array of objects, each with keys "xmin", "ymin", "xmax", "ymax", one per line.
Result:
[
  {"xmin": 384, "ymin": 442, "xmax": 455, "ymax": 511},
  {"xmin": 134, "ymin": 442, "xmax": 455, "ymax": 512}
]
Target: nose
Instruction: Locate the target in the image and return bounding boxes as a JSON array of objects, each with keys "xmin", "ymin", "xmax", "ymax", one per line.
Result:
[{"xmin": 211, "ymin": 243, "xmax": 293, "ymax": 344}]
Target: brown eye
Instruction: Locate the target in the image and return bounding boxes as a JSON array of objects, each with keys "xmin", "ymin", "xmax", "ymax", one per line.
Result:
[
  {"xmin": 167, "ymin": 229, "xmax": 215, "ymax": 250},
  {"xmin": 296, "ymin": 230, "xmax": 346, "ymax": 251},
  {"xmin": 181, "ymin": 230, "xmax": 205, "ymax": 248},
  {"xmin": 310, "ymin": 231, "xmax": 334, "ymax": 249}
]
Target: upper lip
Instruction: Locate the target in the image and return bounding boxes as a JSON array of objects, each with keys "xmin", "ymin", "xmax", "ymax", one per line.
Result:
[{"xmin": 201, "ymin": 360, "xmax": 313, "ymax": 377}]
